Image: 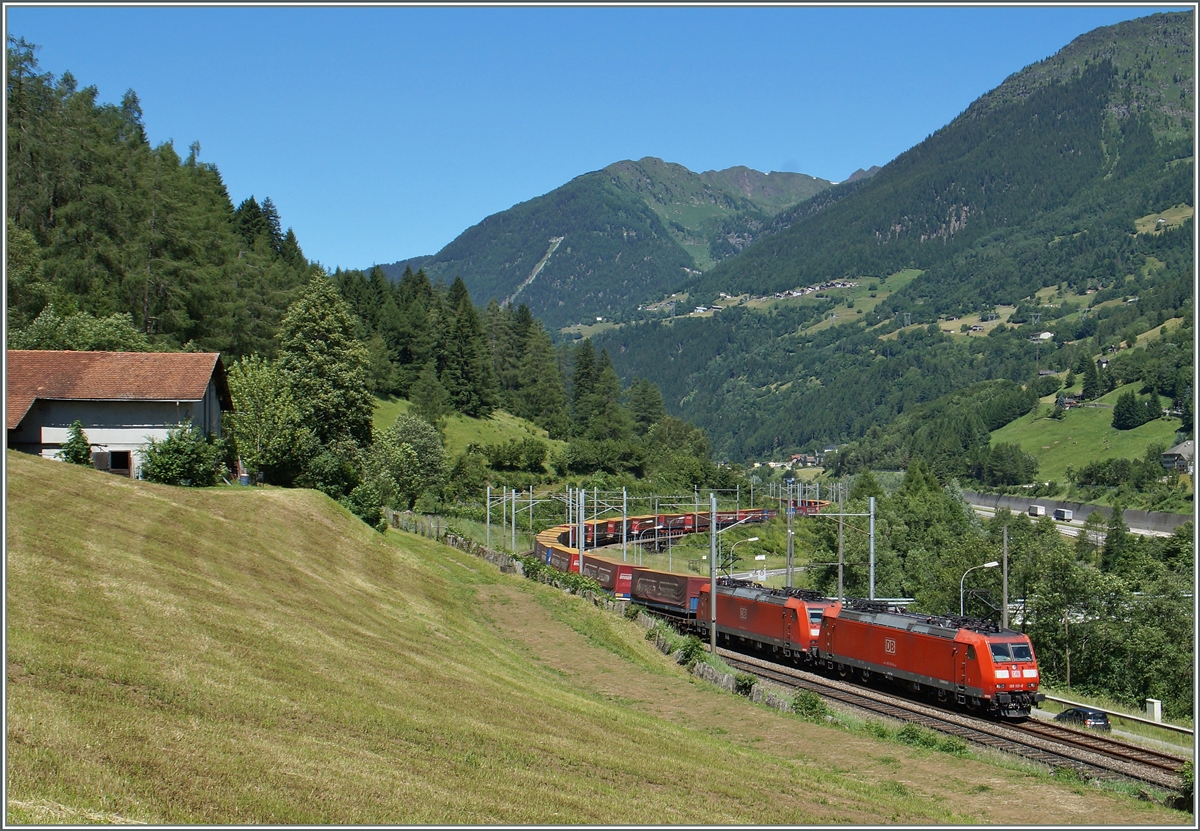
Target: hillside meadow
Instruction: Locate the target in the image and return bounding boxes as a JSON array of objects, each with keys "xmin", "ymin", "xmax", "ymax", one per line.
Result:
[
  {"xmin": 991, "ymin": 382, "xmax": 1183, "ymax": 488},
  {"xmin": 372, "ymin": 397, "xmax": 567, "ymax": 461},
  {"xmin": 4, "ymin": 451, "xmax": 1186, "ymax": 824}
]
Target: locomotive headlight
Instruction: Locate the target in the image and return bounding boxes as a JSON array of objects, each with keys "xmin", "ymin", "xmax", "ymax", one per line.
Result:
[
  {"xmin": 994, "ymin": 669, "xmax": 1010, "ymax": 679},
  {"xmin": 1022, "ymin": 669, "xmax": 1038, "ymax": 678}
]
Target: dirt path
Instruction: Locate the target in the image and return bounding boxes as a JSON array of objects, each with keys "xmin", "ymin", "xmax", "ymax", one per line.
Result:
[{"xmin": 479, "ymin": 583, "xmax": 1186, "ymax": 826}]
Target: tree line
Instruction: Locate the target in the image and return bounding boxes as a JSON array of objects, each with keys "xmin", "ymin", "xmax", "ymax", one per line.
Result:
[{"xmin": 798, "ymin": 464, "xmax": 1194, "ymax": 721}]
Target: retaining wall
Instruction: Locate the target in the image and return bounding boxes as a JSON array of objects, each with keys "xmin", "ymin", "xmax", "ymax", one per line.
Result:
[{"xmin": 961, "ymin": 491, "xmax": 1193, "ymax": 535}]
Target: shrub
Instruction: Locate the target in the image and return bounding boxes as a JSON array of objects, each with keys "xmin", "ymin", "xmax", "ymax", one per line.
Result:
[
  {"xmin": 792, "ymin": 689, "xmax": 830, "ymax": 722},
  {"xmin": 733, "ymin": 673, "xmax": 757, "ymax": 696},
  {"xmin": 342, "ymin": 480, "xmax": 384, "ymax": 529},
  {"xmin": 1179, "ymin": 761, "xmax": 1194, "ymax": 805},
  {"xmin": 674, "ymin": 635, "xmax": 707, "ymax": 668},
  {"xmin": 140, "ymin": 421, "xmax": 224, "ymax": 487}
]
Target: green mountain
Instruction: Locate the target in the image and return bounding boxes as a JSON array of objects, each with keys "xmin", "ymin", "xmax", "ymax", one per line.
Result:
[
  {"xmin": 591, "ymin": 11, "xmax": 1193, "ymax": 462},
  {"xmin": 402, "ymin": 158, "xmax": 834, "ymax": 329},
  {"xmin": 690, "ymin": 11, "xmax": 1193, "ymax": 311}
]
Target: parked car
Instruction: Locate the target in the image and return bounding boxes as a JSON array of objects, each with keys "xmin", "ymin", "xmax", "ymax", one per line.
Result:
[{"xmin": 1053, "ymin": 706, "xmax": 1111, "ymax": 731}]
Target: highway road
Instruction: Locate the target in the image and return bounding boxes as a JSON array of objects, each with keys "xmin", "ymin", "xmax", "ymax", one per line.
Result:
[{"xmin": 967, "ymin": 504, "xmax": 1172, "ymax": 538}]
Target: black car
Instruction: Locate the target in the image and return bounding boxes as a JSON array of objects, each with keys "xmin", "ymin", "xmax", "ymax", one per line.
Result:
[{"xmin": 1053, "ymin": 706, "xmax": 1112, "ymax": 731}]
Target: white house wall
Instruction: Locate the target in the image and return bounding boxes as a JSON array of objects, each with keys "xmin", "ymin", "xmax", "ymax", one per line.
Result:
[{"xmin": 11, "ymin": 395, "xmax": 221, "ymax": 476}]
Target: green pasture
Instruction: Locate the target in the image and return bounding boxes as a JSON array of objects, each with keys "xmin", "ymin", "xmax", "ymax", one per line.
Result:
[
  {"xmin": 989, "ymin": 384, "xmax": 1181, "ymax": 484},
  {"xmin": 374, "ymin": 397, "xmax": 567, "ymax": 460}
]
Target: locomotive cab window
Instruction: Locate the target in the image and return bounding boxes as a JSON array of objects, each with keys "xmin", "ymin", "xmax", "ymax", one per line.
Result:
[
  {"xmin": 1010, "ymin": 644, "xmax": 1033, "ymax": 662},
  {"xmin": 808, "ymin": 610, "xmax": 824, "ymax": 625},
  {"xmin": 989, "ymin": 643, "xmax": 1012, "ymax": 661},
  {"xmin": 966, "ymin": 645, "xmax": 977, "ymax": 660}
]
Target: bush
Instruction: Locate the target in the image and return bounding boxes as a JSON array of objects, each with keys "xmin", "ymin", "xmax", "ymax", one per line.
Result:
[
  {"xmin": 140, "ymin": 421, "xmax": 224, "ymax": 487},
  {"xmin": 733, "ymin": 673, "xmax": 757, "ymax": 696},
  {"xmin": 674, "ymin": 635, "xmax": 707, "ymax": 668},
  {"xmin": 342, "ymin": 481, "xmax": 384, "ymax": 529},
  {"xmin": 792, "ymin": 689, "xmax": 830, "ymax": 722}
]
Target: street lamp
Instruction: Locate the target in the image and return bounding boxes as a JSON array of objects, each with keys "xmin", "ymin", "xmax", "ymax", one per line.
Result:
[
  {"xmin": 960, "ymin": 561, "xmax": 1000, "ymax": 616},
  {"xmin": 727, "ymin": 537, "xmax": 759, "ymax": 576},
  {"xmin": 635, "ymin": 525, "xmax": 662, "ymax": 565}
]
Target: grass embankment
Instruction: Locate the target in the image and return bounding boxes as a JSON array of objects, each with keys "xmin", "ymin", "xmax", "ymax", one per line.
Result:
[{"xmin": 5, "ymin": 451, "xmax": 1186, "ymax": 824}]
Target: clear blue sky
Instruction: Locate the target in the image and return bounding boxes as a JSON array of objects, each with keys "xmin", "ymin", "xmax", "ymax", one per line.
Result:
[{"xmin": 5, "ymin": 4, "xmax": 1189, "ymax": 272}]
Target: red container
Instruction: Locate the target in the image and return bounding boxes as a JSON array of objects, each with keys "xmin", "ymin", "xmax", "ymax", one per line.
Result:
[
  {"xmin": 580, "ymin": 554, "xmax": 635, "ymax": 598},
  {"xmin": 630, "ymin": 568, "xmax": 708, "ymax": 617}
]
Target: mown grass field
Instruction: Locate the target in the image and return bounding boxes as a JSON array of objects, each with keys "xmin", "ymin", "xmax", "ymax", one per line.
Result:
[
  {"xmin": 989, "ymin": 383, "xmax": 1183, "ymax": 489},
  {"xmin": 5, "ymin": 452, "xmax": 1187, "ymax": 824}
]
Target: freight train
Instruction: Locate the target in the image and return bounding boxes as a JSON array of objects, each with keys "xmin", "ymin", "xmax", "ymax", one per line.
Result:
[{"xmin": 536, "ymin": 509, "xmax": 1043, "ymax": 719}]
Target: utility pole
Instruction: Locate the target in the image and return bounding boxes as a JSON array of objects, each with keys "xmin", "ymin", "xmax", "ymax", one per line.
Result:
[
  {"xmin": 1002, "ymin": 524, "xmax": 1009, "ymax": 630},
  {"xmin": 837, "ymin": 482, "xmax": 845, "ymax": 602},
  {"xmin": 786, "ymin": 480, "xmax": 795, "ymax": 588},
  {"xmin": 709, "ymin": 492, "xmax": 717, "ymax": 653},
  {"xmin": 868, "ymin": 496, "xmax": 875, "ymax": 600},
  {"xmin": 577, "ymin": 488, "xmax": 586, "ymax": 575}
]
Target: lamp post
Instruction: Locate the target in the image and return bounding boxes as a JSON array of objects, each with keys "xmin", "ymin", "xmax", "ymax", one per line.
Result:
[
  {"xmin": 728, "ymin": 537, "xmax": 759, "ymax": 576},
  {"xmin": 636, "ymin": 525, "xmax": 661, "ymax": 565},
  {"xmin": 960, "ymin": 561, "xmax": 1000, "ymax": 617}
]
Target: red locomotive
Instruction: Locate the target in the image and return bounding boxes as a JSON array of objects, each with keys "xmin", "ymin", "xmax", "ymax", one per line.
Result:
[
  {"xmin": 696, "ymin": 580, "xmax": 840, "ymax": 662},
  {"xmin": 819, "ymin": 600, "xmax": 1044, "ymax": 718}
]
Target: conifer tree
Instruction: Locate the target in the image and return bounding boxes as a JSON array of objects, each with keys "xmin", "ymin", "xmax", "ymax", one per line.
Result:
[
  {"xmin": 58, "ymin": 420, "xmax": 93, "ymax": 465},
  {"xmin": 277, "ymin": 272, "xmax": 374, "ymax": 448}
]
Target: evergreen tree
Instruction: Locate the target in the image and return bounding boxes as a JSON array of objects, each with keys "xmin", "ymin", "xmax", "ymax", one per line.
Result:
[
  {"xmin": 569, "ymin": 339, "xmax": 598, "ymax": 429},
  {"xmin": 511, "ymin": 324, "xmax": 571, "ymax": 438},
  {"xmin": 1081, "ymin": 359, "xmax": 1103, "ymax": 400},
  {"xmin": 440, "ymin": 278, "xmax": 497, "ymax": 418},
  {"xmin": 627, "ymin": 377, "xmax": 666, "ymax": 436},
  {"xmin": 277, "ymin": 272, "xmax": 374, "ymax": 448},
  {"xmin": 58, "ymin": 420, "xmax": 92, "ymax": 465},
  {"xmin": 409, "ymin": 360, "xmax": 452, "ymax": 435}
]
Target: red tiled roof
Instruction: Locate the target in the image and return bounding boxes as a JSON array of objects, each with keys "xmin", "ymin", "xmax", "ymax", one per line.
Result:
[{"xmin": 6, "ymin": 350, "xmax": 230, "ymax": 430}]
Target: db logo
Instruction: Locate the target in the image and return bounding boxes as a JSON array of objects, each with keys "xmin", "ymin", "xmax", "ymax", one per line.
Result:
[
  {"xmin": 739, "ymin": 607, "xmax": 748, "ymax": 620},
  {"xmin": 884, "ymin": 638, "xmax": 896, "ymax": 654}
]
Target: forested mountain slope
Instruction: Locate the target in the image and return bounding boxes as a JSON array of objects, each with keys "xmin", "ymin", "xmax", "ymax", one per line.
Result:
[
  {"xmin": 5, "ymin": 37, "xmax": 317, "ymax": 357},
  {"xmin": 689, "ymin": 11, "xmax": 1193, "ymax": 313},
  {"xmin": 594, "ymin": 11, "xmax": 1193, "ymax": 462},
  {"xmin": 409, "ymin": 158, "xmax": 833, "ymax": 329}
]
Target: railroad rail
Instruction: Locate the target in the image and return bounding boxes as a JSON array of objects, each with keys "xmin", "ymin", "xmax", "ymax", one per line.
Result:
[
  {"xmin": 1011, "ymin": 719, "xmax": 1188, "ymax": 776},
  {"xmin": 720, "ymin": 650, "xmax": 1186, "ymax": 792}
]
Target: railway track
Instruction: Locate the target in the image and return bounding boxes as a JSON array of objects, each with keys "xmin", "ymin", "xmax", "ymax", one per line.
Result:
[
  {"xmin": 720, "ymin": 650, "xmax": 1187, "ymax": 792},
  {"xmin": 1011, "ymin": 719, "xmax": 1189, "ymax": 775}
]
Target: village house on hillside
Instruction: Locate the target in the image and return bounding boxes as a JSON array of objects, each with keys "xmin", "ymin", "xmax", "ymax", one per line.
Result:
[
  {"xmin": 1160, "ymin": 440, "xmax": 1194, "ymax": 474},
  {"xmin": 6, "ymin": 350, "xmax": 232, "ymax": 478}
]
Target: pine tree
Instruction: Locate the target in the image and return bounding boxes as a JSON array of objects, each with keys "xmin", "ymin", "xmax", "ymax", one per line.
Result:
[
  {"xmin": 409, "ymin": 360, "xmax": 452, "ymax": 435},
  {"xmin": 58, "ymin": 420, "xmax": 93, "ymax": 465},
  {"xmin": 627, "ymin": 377, "xmax": 666, "ymax": 436},
  {"xmin": 1081, "ymin": 359, "xmax": 1102, "ymax": 400},
  {"xmin": 277, "ymin": 272, "xmax": 374, "ymax": 448}
]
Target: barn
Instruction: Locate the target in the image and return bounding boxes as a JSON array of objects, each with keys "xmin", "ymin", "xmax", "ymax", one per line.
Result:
[{"xmin": 6, "ymin": 350, "xmax": 232, "ymax": 478}]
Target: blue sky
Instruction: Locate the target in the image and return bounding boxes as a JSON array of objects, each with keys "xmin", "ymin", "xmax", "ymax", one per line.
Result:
[{"xmin": 5, "ymin": 4, "xmax": 1190, "ymax": 271}]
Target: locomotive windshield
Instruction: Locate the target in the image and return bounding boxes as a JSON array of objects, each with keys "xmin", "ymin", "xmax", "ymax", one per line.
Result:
[
  {"xmin": 990, "ymin": 642, "xmax": 1034, "ymax": 662},
  {"xmin": 808, "ymin": 610, "xmax": 824, "ymax": 625}
]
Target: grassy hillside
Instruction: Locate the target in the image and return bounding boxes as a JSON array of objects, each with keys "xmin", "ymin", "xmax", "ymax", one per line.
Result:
[
  {"xmin": 373, "ymin": 397, "xmax": 567, "ymax": 460},
  {"xmin": 990, "ymin": 383, "xmax": 1183, "ymax": 485},
  {"xmin": 5, "ymin": 452, "xmax": 1184, "ymax": 824}
]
